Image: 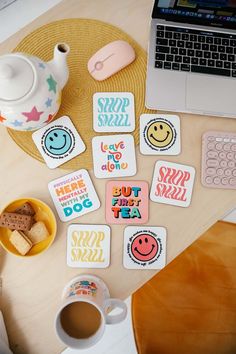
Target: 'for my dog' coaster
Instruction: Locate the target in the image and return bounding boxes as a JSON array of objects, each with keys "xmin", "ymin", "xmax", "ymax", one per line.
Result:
[
  {"xmin": 92, "ymin": 134, "xmax": 137, "ymax": 179},
  {"xmin": 140, "ymin": 114, "xmax": 181, "ymax": 155},
  {"xmin": 32, "ymin": 116, "xmax": 86, "ymax": 169},
  {"xmin": 67, "ymin": 224, "xmax": 110, "ymax": 268},
  {"xmin": 150, "ymin": 161, "xmax": 195, "ymax": 208},
  {"xmin": 93, "ymin": 92, "xmax": 135, "ymax": 133},
  {"xmin": 123, "ymin": 226, "xmax": 167, "ymax": 269},
  {"xmin": 48, "ymin": 169, "xmax": 100, "ymax": 222},
  {"xmin": 106, "ymin": 181, "xmax": 149, "ymax": 224}
]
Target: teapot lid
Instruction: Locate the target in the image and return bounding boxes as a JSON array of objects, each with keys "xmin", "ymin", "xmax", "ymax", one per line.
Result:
[{"xmin": 0, "ymin": 54, "xmax": 36, "ymax": 101}]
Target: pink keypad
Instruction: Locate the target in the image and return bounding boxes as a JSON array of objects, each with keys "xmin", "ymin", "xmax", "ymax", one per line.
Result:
[{"xmin": 202, "ymin": 131, "xmax": 236, "ymax": 190}]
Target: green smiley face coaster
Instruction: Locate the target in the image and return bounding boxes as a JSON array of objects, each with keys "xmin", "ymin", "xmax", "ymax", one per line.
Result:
[
  {"xmin": 140, "ymin": 114, "xmax": 181, "ymax": 155},
  {"xmin": 32, "ymin": 116, "xmax": 86, "ymax": 169}
]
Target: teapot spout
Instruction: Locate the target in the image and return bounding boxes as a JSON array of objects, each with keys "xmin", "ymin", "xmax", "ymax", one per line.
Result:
[{"xmin": 48, "ymin": 43, "xmax": 70, "ymax": 89}]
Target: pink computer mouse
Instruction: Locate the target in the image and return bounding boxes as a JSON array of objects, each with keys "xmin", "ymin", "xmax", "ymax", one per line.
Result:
[{"xmin": 87, "ymin": 40, "xmax": 136, "ymax": 81}]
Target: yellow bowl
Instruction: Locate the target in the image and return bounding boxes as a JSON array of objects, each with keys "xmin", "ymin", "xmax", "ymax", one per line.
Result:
[{"xmin": 0, "ymin": 198, "xmax": 57, "ymax": 257}]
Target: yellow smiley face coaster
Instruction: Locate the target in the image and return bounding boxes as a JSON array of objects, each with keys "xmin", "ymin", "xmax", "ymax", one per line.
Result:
[
  {"xmin": 67, "ymin": 224, "xmax": 110, "ymax": 268},
  {"xmin": 140, "ymin": 114, "xmax": 181, "ymax": 155}
]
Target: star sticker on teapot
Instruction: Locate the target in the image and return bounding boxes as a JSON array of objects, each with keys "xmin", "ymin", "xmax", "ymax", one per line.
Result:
[
  {"xmin": 22, "ymin": 106, "xmax": 44, "ymax": 122},
  {"xmin": 47, "ymin": 75, "xmax": 57, "ymax": 94},
  {"xmin": 11, "ymin": 120, "xmax": 23, "ymax": 127},
  {"xmin": 0, "ymin": 112, "xmax": 6, "ymax": 123}
]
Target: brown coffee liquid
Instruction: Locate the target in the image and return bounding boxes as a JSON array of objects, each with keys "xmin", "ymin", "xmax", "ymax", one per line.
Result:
[{"xmin": 60, "ymin": 302, "xmax": 101, "ymax": 339}]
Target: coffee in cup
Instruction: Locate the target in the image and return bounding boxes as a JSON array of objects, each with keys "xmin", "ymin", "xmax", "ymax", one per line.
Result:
[{"xmin": 55, "ymin": 275, "xmax": 127, "ymax": 349}]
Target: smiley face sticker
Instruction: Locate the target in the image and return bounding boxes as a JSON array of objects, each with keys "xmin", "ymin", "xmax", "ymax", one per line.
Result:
[
  {"xmin": 32, "ymin": 116, "xmax": 86, "ymax": 169},
  {"xmin": 44, "ymin": 128, "xmax": 73, "ymax": 156},
  {"xmin": 123, "ymin": 226, "xmax": 167, "ymax": 269},
  {"xmin": 140, "ymin": 114, "xmax": 181, "ymax": 155}
]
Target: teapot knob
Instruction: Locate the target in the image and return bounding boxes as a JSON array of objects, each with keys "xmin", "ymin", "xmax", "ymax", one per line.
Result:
[{"xmin": 0, "ymin": 64, "xmax": 14, "ymax": 79}]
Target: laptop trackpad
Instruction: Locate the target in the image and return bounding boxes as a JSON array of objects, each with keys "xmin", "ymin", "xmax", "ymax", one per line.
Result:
[{"xmin": 186, "ymin": 74, "xmax": 235, "ymax": 115}]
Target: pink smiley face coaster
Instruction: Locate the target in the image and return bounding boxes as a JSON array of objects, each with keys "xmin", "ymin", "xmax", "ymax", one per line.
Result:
[
  {"xmin": 150, "ymin": 161, "xmax": 195, "ymax": 208},
  {"xmin": 123, "ymin": 226, "xmax": 167, "ymax": 269},
  {"xmin": 67, "ymin": 224, "xmax": 110, "ymax": 268},
  {"xmin": 92, "ymin": 134, "xmax": 137, "ymax": 178},
  {"xmin": 106, "ymin": 181, "xmax": 149, "ymax": 224}
]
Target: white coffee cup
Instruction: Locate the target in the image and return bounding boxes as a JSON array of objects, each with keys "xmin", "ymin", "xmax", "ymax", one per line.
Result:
[{"xmin": 55, "ymin": 275, "xmax": 127, "ymax": 349}]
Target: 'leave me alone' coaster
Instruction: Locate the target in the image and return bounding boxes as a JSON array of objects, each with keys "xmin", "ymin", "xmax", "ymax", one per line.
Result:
[
  {"xmin": 32, "ymin": 116, "xmax": 86, "ymax": 169},
  {"xmin": 123, "ymin": 226, "xmax": 167, "ymax": 269},
  {"xmin": 92, "ymin": 134, "xmax": 137, "ymax": 179},
  {"xmin": 48, "ymin": 169, "xmax": 100, "ymax": 222},
  {"xmin": 93, "ymin": 92, "xmax": 135, "ymax": 133},
  {"xmin": 106, "ymin": 180, "xmax": 149, "ymax": 224},
  {"xmin": 67, "ymin": 224, "xmax": 110, "ymax": 268},
  {"xmin": 150, "ymin": 160, "xmax": 195, "ymax": 208},
  {"xmin": 140, "ymin": 114, "xmax": 181, "ymax": 155}
]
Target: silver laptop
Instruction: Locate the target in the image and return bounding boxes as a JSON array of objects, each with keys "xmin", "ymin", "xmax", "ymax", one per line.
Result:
[{"xmin": 146, "ymin": 0, "xmax": 236, "ymax": 118}]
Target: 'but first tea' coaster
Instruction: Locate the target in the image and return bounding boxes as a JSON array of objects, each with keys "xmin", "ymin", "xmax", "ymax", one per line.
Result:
[
  {"xmin": 123, "ymin": 226, "xmax": 167, "ymax": 269},
  {"xmin": 150, "ymin": 160, "xmax": 195, "ymax": 208},
  {"xmin": 92, "ymin": 134, "xmax": 137, "ymax": 178},
  {"xmin": 48, "ymin": 169, "xmax": 100, "ymax": 222},
  {"xmin": 93, "ymin": 92, "xmax": 135, "ymax": 133},
  {"xmin": 106, "ymin": 180, "xmax": 149, "ymax": 224},
  {"xmin": 140, "ymin": 114, "xmax": 181, "ymax": 155},
  {"xmin": 67, "ymin": 224, "xmax": 110, "ymax": 268},
  {"xmin": 32, "ymin": 116, "xmax": 86, "ymax": 169}
]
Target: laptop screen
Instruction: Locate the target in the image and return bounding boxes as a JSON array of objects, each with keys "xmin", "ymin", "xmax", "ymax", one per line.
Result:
[{"xmin": 152, "ymin": 0, "xmax": 236, "ymax": 29}]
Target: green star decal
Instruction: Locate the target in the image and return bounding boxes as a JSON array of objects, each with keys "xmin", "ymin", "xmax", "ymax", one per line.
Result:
[{"xmin": 47, "ymin": 75, "xmax": 57, "ymax": 94}]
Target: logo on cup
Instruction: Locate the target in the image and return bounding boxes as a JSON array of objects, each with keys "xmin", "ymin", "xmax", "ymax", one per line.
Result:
[{"xmin": 67, "ymin": 280, "xmax": 98, "ymax": 298}]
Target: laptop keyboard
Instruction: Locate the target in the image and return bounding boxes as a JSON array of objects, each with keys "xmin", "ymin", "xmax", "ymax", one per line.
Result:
[{"xmin": 155, "ymin": 25, "xmax": 236, "ymax": 78}]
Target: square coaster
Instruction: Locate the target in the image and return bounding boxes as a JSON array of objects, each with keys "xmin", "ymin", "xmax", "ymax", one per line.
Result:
[
  {"xmin": 92, "ymin": 134, "xmax": 137, "ymax": 178},
  {"xmin": 140, "ymin": 114, "xmax": 181, "ymax": 155},
  {"xmin": 32, "ymin": 116, "xmax": 86, "ymax": 169},
  {"xmin": 93, "ymin": 92, "xmax": 135, "ymax": 133},
  {"xmin": 48, "ymin": 169, "xmax": 100, "ymax": 222},
  {"xmin": 150, "ymin": 161, "xmax": 195, "ymax": 208},
  {"xmin": 67, "ymin": 224, "xmax": 110, "ymax": 268},
  {"xmin": 123, "ymin": 226, "xmax": 167, "ymax": 269},
  {"xmin": 106, "ymin": 181, "xmax": 149, "ymax": 224}
]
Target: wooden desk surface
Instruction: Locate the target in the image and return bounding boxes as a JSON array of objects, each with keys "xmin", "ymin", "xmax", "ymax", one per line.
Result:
[{"xmin": 0, "ymin": 1, "xmax": 235, "ymax": 353}]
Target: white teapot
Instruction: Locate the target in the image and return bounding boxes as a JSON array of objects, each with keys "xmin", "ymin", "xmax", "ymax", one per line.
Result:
[{"xmin": 0, "ymin": 43, "xmax": 70, "ymax": 131}]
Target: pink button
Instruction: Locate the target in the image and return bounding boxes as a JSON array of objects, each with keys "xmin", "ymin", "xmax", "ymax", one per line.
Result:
[
  {"xmin": 213, "ymin": 177, "xmax": 220, "ymax": 185},
  {"xmin": 232, "ymin": 144, "xmax": 236, "ymax": 151},
  {"xmin": 205, "ymin": 176, "xmax": 213, "ymax": 184},
  {"xmin": 227, "ymin": 152, "xmax": 234, "ymax": 160},
  {"xmin": 229, "ymin": 178, "xmax": 236, "ymax": 186},
  {"xmin": 228, "ymin": 161, "xmax": 235, "ymax": 169},
  {"xmin": 233, "ymin": 169, "xmax": 236, "ymax": 177},
  {"xmin": 206, "ymin": 168, "xmax": 216, "ymax": 176},
  {"xmin": 207, "ymin": 151, "xmax": 218, "ymax": 159},
  {"xmin": 216, "ymin": 168, "xmax": 223, "ymax": 176},
  {"xmin": 95, "ymin": 61, "xmax": 104, "ymax": 70},
  {"xmin": 225, "ymin": 169, "xmax": 232, "ymax": 177},
  {"xmin": 223, "ymin": 143, "xmax": 231, "ymax": 151},
  {"xmin": 207, "ymin": 142, "xmax": 215, "ymax": 150},
  {"xmin": 219, "ymin": 151, "xmax": 226, "ymax": 159},
  {"xmin": 206, "ymin": 159, "xmax": 219, "ymax": 168},
  {"xmin": 216, "ymin": 143, "xmax": 223, "ymax": 150},
  {"xmin": 221, "ymin": 177, "xmax": 228, "ymax": 185},
  {"xmin": 220, "ymin": 160, "xmax": 227, "ymax": 168}
]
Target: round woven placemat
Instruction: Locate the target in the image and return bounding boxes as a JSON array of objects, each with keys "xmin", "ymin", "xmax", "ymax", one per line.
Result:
[{"xmin": 8, "ymin": 18, "xmax": 151, "ymax": 170}]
